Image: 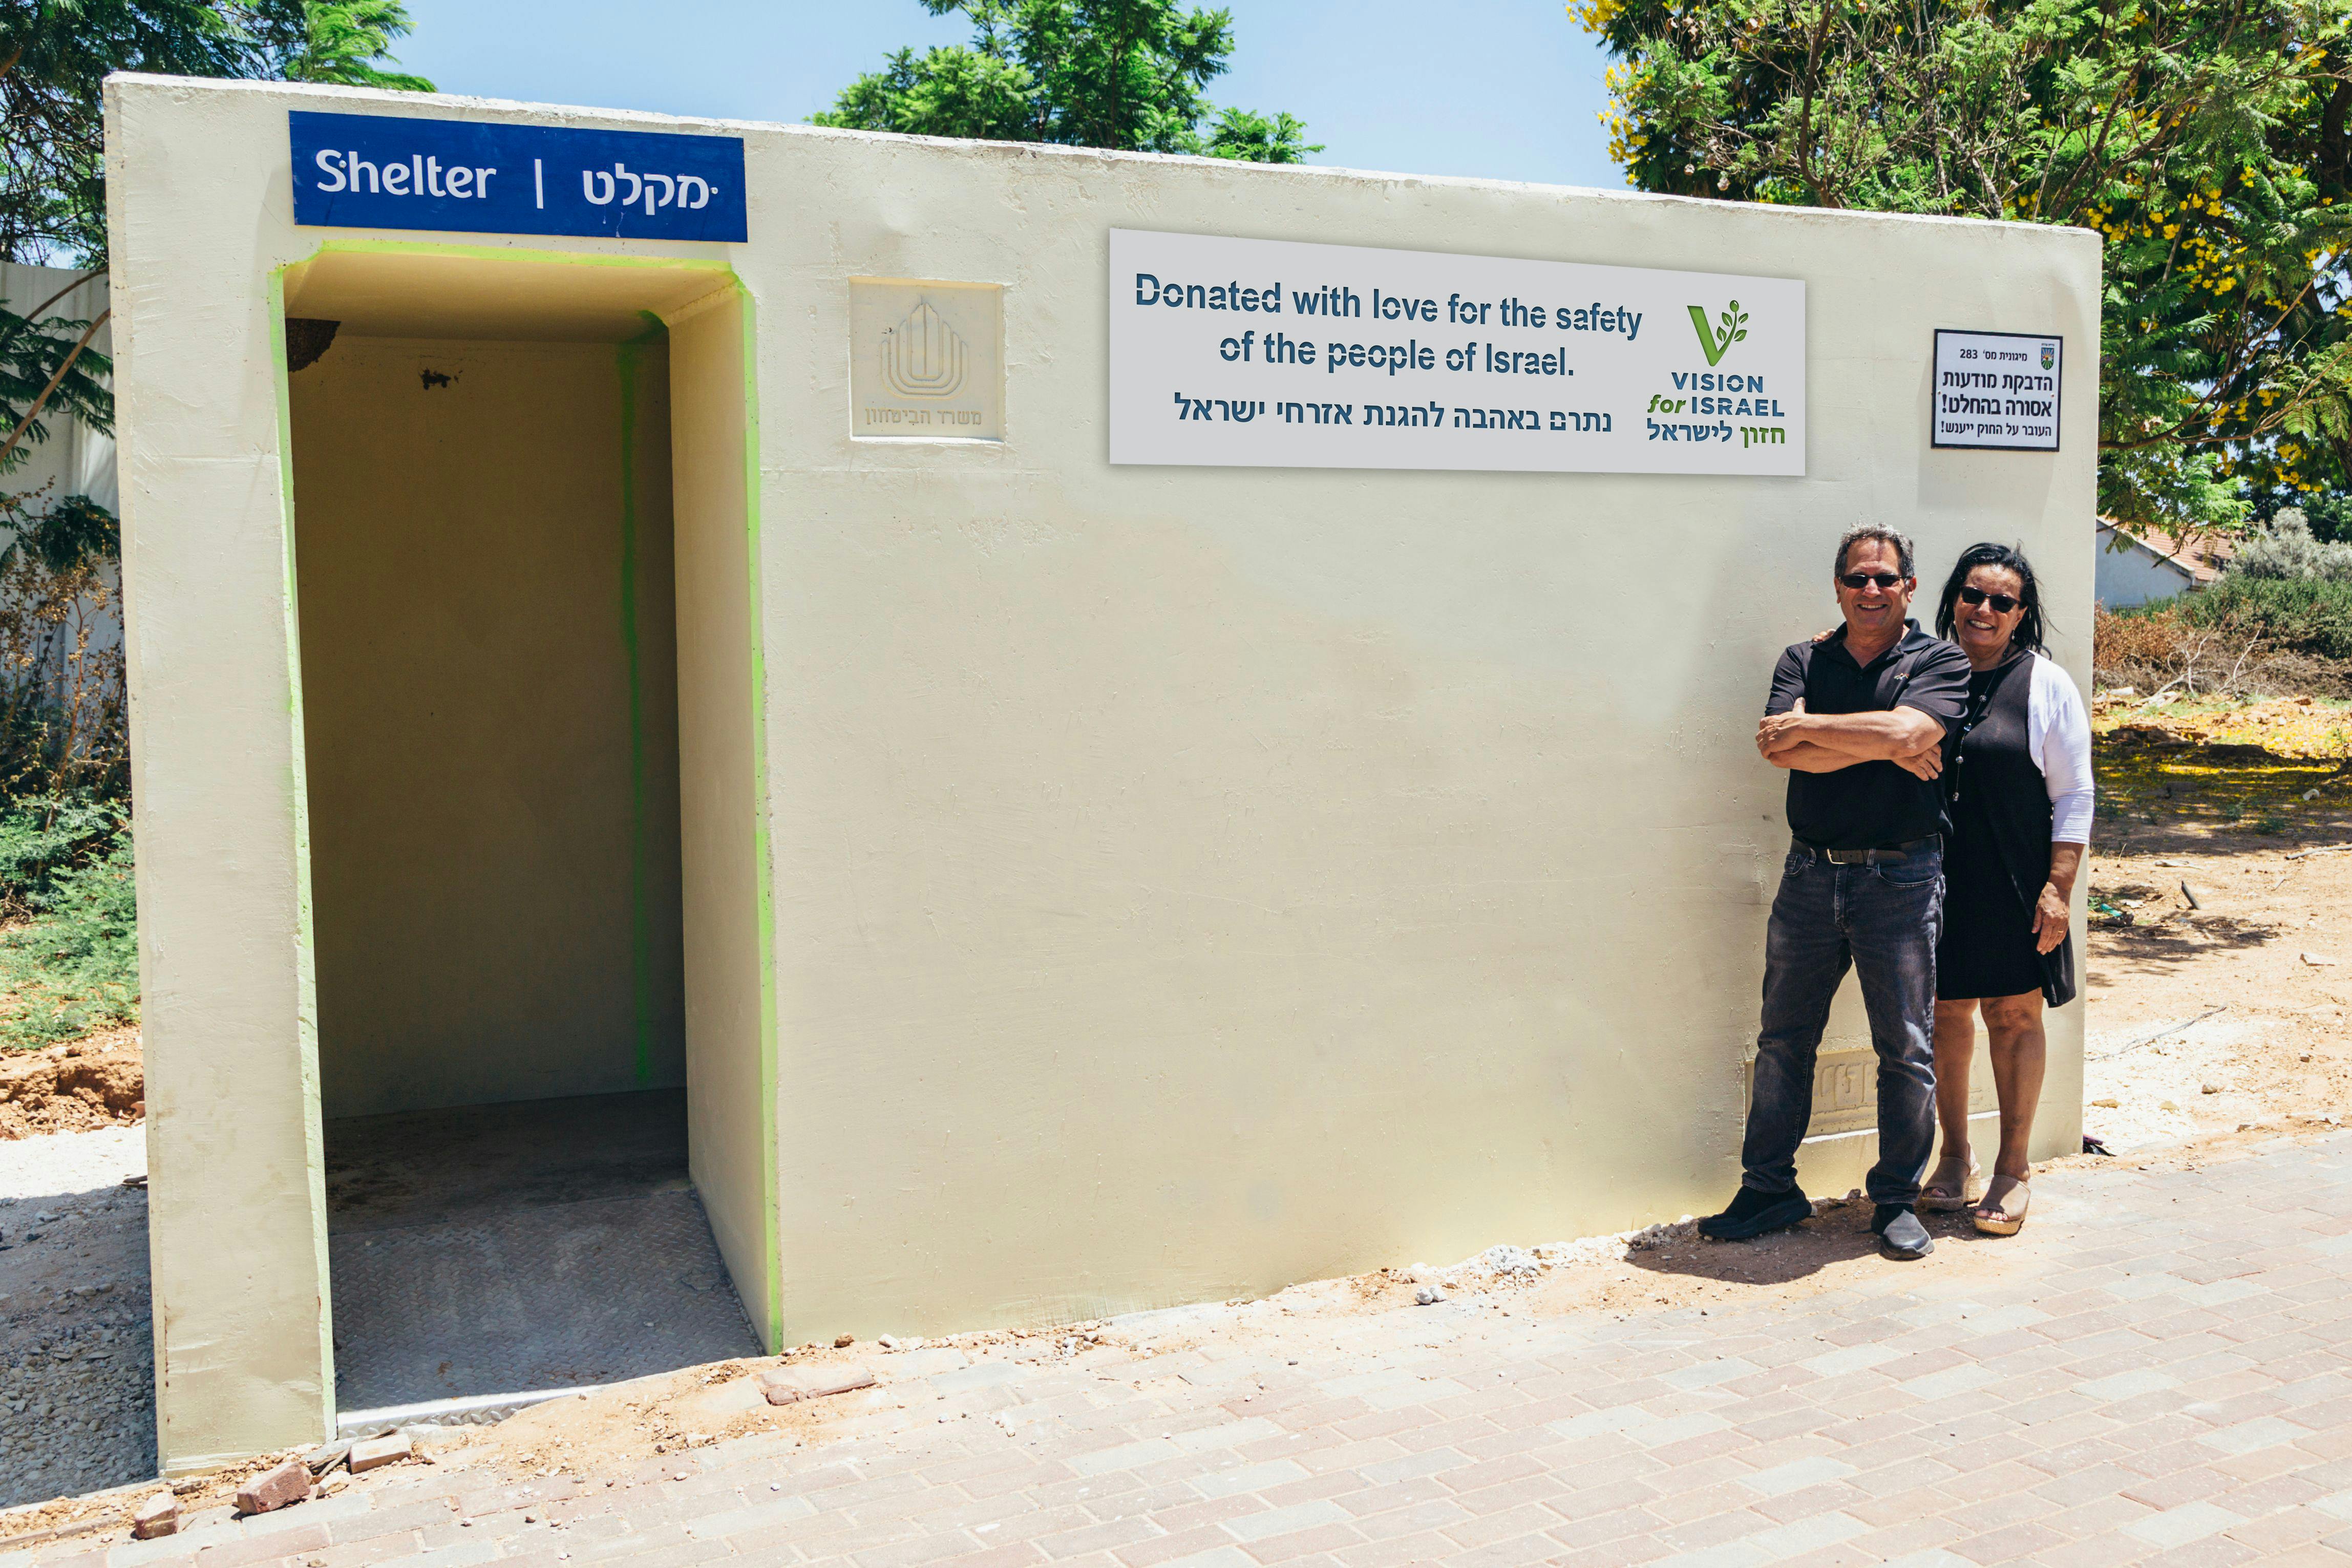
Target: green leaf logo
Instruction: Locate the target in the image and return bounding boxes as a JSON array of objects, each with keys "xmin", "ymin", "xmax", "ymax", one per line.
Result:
[{"xmin": 1687, "ymin": 299, "xmax": 1750, "ymax": 366}]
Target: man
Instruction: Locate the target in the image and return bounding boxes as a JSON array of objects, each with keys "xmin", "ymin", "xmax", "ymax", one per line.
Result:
[{"xmin": 1700, "ymin": 525, "xmax": 1970, "ymax": 1261}]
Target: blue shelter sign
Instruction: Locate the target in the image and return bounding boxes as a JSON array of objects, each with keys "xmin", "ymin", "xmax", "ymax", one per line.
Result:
[{"xmin": 289, "ymin": 111, "xmax": 747, "ymax": 242}]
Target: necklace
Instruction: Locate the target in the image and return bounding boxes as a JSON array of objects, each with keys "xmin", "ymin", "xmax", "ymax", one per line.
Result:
[{"xmin": 1950, "ymin": 654, "xmax": 2019, "ymax": 804}]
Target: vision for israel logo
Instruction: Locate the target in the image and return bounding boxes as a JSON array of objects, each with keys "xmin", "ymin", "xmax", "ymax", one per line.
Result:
[
  {"xmin": 1686, "ymin": 300, "xmax": 1749, "ymax": 367},
  {"xmin": 881, "ymin": 301, "xmax": 968, "ymax": 398}
]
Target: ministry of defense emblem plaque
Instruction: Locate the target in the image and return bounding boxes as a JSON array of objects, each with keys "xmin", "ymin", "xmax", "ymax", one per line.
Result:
[{"xmin": 849, "ymin": 278, "xmax": 1004, "ymax": 442}]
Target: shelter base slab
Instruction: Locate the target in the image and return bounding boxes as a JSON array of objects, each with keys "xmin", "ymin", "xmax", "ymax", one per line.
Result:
[{"xmin": 325, "ymin": 1090, "xmax": 759, "ymax": 1418}]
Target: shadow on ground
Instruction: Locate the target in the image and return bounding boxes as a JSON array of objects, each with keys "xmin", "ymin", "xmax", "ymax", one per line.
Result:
[
  {"xmin": 0, "ymin": 1128, "xmax": 154, "ymax": 1510},
  {"xmin": 2087, "ymin": 913, "xmax": 2284, "ymax": 981},
  {"xmin": 1621, "ymin": 1201, "xmax": 2012, "ymax": 1289},
  {"xmin": 2094, "ymin": 743, "xmax": 2352, "ymax": 861}
]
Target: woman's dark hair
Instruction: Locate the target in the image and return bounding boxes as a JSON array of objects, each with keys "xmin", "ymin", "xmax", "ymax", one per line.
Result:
[{"xmin": 1935, "ymin": 542, "xmax": 2047, "ymax": 654}]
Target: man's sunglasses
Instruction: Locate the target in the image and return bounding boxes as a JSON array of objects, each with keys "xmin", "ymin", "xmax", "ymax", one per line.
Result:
[
  {"xmin": 1956, "ymin": 585, "xmax": 2022, "ymax": 614},
  {"xmin": 1838, "ymin": 572, "xmax": 1905, "ymax": 589}
]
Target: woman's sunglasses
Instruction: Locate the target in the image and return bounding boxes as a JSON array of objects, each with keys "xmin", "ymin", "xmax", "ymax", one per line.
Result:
[{"xmin": 1956, "ymin": 585, "xmax": 2021, "ymax": 615}]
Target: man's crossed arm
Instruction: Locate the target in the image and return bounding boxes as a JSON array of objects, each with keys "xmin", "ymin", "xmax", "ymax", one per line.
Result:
[{"xmin": 1757, "ymin": 701, "xmax": 1945, "ymax": 779}]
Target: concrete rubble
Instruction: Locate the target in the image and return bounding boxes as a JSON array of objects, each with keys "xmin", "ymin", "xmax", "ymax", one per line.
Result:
[
  {"xmin": 756, "ymin": 1364, "xmax": 876, "ymax": 1406},
  {"xmin": 299, "ymin": 1439, "xmax": 350, "ymax": 1475},
  {"xmin": 348, "ymin": 1433, "xmax": 412, "ymax": 1473}
]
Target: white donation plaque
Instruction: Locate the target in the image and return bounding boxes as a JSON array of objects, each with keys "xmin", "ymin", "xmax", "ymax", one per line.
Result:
[
  {"xmin": 1931, "ymin": 329, "xmax": 2062, "ymax": 452},
  {"xmin": 1108, "ymin": 229, "xmax": 1805, "ymax": 476}
]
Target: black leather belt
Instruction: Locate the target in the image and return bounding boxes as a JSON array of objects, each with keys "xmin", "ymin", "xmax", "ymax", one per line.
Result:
[{"xmin": 1795, "ymin": 835, "xmax": 1940, "ymax": 866}]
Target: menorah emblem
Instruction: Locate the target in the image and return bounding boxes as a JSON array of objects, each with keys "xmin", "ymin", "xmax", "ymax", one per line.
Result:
[{"xmin": 880, "ymin": 301, "xmax": 968, "ymax": 399}]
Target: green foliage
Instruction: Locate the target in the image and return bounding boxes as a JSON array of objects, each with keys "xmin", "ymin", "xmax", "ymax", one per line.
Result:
[
  {"xmin": 0, "ymin": 790, "xmax": 117, "ymax": 911},
  {"xmin": 0, "ymin": 489, "xmax": 114, "ymax": 573},
  {"xmin": 0, "ymin": 0, "xmax": 432, "ymax": 267},
  {"xmin": 2131, "ymin": 573, "xmax": 2352, "ymax": 659},
  {"xmin": 2306, "ymin": 491, "xmax": 2352, "ymax": 540},
  {"xmin": 1199, "ymin": 106, "xmax": 1320, "ymax": 164},
  {"xmin": 1572, "ymin": 0, "xmax": 2352, "ymax": 536},
  {"xmin": 2234, "ymin": 507, "xmax": 2352, "ymax": 577},
  {"xmin": 812, "ymin": 0, "xmax": 1319, "ymax": 163},
  {"xmin": 0, "ymin": 1, "xmax": 251, "ymax": 263},
  {"xmin": 0, "ymin": 815, "xmax": 135, "ymax": 1047},
  {"xmin": 268, "ymin": 0, "xmax": 430, "ymax": 91},
  {"xmin": 2256, "ymin": 488, "xmax": 2352, "ymax": 539},
  {"xmin": 2201, "ymin": 575, "xmax": 2352, "ymax": 659},
  {"xmin": 0, "ymin": 1, "xmax": 427, "ymax": 552},
  {"xmin": 0, "ymin": 274, "xmax": 112, "ymax": 467},
  {"xmin": 817, "ymin": 42, "xmax": 1037, "ymax": 141}
]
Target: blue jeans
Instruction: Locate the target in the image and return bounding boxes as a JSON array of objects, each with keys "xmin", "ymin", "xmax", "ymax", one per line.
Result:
[{"xmin": 1742, "ymin": 842, "xmax": 1943, "ymax": 1207}]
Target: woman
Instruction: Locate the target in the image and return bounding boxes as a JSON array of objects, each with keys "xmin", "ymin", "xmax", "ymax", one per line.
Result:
[{"xmin": 1918, "ymin": 543, "xmax": 2091, "ymax": 1236}]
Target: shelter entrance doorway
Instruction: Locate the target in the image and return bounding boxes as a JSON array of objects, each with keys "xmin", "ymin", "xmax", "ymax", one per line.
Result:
[{"xmin": 280, "ymin": 249, "xmax": 773, "ymax": 1426}]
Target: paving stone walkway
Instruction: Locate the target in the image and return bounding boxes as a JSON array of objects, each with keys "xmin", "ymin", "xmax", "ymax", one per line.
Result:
[{"xmin": 17, "ymin": 1132, "xmax": 2352, "ymax": 1568}]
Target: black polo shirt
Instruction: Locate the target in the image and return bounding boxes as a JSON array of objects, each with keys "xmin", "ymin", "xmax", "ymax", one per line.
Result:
[{"xmin": 1765, "ymin": 621, "xmax": 1970, "ymax": 851}]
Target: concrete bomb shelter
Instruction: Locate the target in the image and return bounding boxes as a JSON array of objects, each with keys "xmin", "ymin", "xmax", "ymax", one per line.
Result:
[{"xmin": 104, "ymin": 74, "xmax": 2099, "ymax": 1471}]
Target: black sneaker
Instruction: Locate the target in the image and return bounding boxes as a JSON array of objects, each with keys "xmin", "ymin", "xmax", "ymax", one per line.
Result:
[
  {"xmin": 1872, "ymin": 1204, "xmax": 1934, "ymax": 1260},
  {"xmin": 1698, "ymin": 1183, "xmax": 1812, "ymax": 1241}
]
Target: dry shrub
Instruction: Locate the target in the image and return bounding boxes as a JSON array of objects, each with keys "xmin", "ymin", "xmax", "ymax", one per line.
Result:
[
  {"xmin": 2093, "ymin": 603, "xmax": 2193, "ymax": 690},
  {"xmin": 2093, "ymin": 602, "xmax": 2352, "ymax": 698},
  {"xmin": 0, "ymin": 549, "xmax": 125, "ymax": 800}
]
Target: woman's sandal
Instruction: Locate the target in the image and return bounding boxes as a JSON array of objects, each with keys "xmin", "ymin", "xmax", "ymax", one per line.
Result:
[
  {"xmin": 1973, "ymin": 1175, "xmax": 2030, "ymax": 1236},
  {"xmin": 1921, "ymin": 1152, "xmax": 1982, "ymax": 1213}
]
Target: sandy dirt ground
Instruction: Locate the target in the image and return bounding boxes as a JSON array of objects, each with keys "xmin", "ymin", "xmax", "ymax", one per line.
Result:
[
  {"xmin": 2082, "ymin": 694, "xmax": 2352, "ymax": 1151},
  {"xmin": 0, "ymin": 1030, "xmax": 143, "ymax": 1140},
  {"xmin": 3, "ymin": 702, "xmax": 2349, "ymax": 1549}
]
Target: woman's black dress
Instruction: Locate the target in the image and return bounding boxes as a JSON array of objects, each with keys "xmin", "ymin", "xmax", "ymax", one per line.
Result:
[{"xmin": 1937, "ymin": 653, "xmax": 2076, "ymax": 1005}]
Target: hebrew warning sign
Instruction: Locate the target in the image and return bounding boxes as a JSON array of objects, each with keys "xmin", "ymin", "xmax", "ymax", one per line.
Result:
[{"xmin": 1931, "ymin": 329, "xmax": 2063, "ymax": 452}]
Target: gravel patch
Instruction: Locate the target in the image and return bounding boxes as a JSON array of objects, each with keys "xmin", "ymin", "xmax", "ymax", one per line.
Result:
[{"xmin": 0, "ymin": 1124, "xmax": 155, "ymax": 1512}]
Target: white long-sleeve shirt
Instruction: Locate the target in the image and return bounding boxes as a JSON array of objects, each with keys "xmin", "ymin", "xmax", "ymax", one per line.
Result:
[{"xmin": 2025, "ymin": 652, "xmax": 2094, "ymax": 844}]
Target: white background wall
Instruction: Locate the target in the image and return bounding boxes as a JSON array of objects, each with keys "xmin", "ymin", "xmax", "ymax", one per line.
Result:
[
  {"xmin": 0, "ymin": 261, "xmax": 121, "ymax": 672},
  {"xmin": 0, "ymin": 261, "xmax": 115, "ymax": 518},
  {"xmin": 2095, "ymin": 526, "xmax": 2196, "ymax": 610}
]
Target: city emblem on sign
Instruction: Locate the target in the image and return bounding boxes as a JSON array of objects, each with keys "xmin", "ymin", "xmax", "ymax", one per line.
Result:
[{"xmin": 2041, "ymin": 342, "xmax": 2056, "ymax": 370}]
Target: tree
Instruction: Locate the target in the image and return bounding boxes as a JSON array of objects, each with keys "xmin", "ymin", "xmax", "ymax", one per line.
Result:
[
  {"xmin": 257, "ymin": 0, "xmax": 431, "ymax": 93},
  {"xmin": 0, "ymin": 2, "xmax": 434, "ymax": 267},
  {"xmin": 0, "ymin": 2, "xmax": 253, "ymax": 265},
  {"xmin": 0, "ymin": 2, "xmax": 430, "ymax": 567},
  {"xmin": 812, "ymin": 0, "xmax": 1322, "ymax": 163},
  {"xmin": 1573, "ymin": 0, "xmax": 2352, "ymax": 536}
]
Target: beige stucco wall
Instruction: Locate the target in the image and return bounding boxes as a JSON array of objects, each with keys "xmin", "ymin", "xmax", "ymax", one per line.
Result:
[
  {"xmin": 109, "ymin": 72, "xmax": 2095, "ymax": 1464},
  {"xmin": 667, "ymin": 287, "xmax": 778, "ymax": 1348},
  {"xmin": 761, "ymin": 130, "xmax": 2094, "ymax": 1340},
  {"xmin": 289, "ymin": 335, "xmax": 685, "ymax": 1118}
]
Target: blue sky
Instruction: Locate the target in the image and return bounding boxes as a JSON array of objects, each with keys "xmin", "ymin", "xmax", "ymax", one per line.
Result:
[{"xmin": 396, "ymin": 1, "xmax": 1623, "ymax": 192}]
